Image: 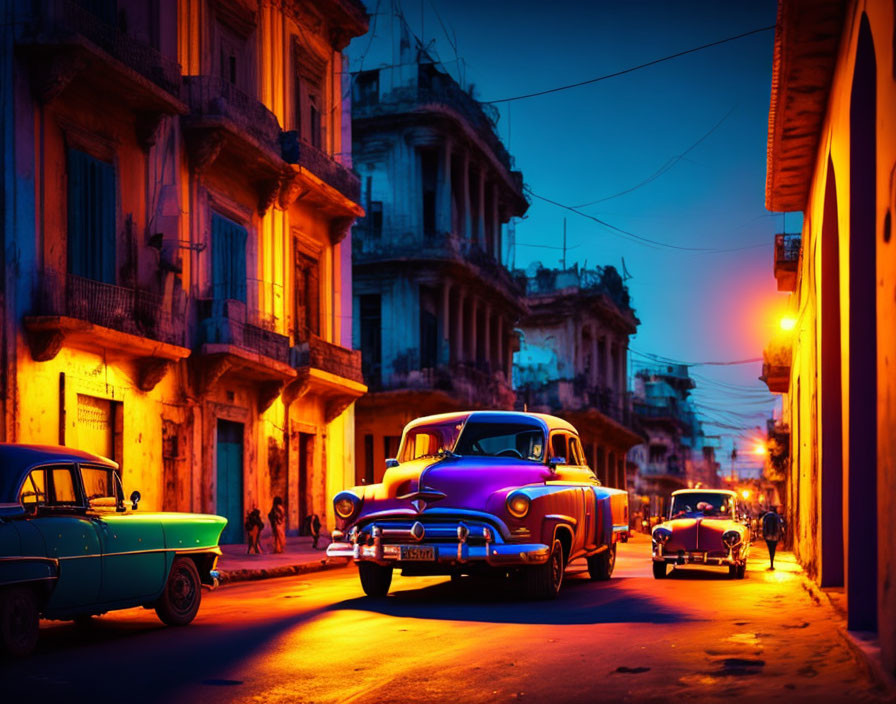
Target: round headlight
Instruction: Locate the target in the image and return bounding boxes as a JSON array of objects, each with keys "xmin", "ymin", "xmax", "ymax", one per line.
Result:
[
  {"xmin": 652, "ymin": 528, "xmax": 672, "ymax": 544},
  {"xmin": 506, "ymin": 492, "xmax": 530, "ymax": 519},
  {"xmin": 334, "ymin": 491, "xmax": 359, "ymax": 519},
  {"xmin": 722, "ymin": 530, "xmax": 742, "ymax": 547}
]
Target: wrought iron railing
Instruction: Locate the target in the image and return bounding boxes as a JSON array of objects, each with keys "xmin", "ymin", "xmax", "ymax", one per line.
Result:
[
  {"xmin": 21, "ymin": 0, "xmax": 182, "ymax": 97},
  {"xmin": 182, "ymin": 75, "xmax": 281, "ymax": 151},
  {"xmin": 196, "ymin": 298, "xmax": 289, "ymax": 363},
  {"xmin": 33, "ymin": 270, "xmax": 186, "ymax": 346},
  {"xmin": 279, "ymin": 132, "xmax": 361, "ymax": 203},
  {"xmin": 291, "ymin": 335, "xmax": 364, "ymax": 384}
]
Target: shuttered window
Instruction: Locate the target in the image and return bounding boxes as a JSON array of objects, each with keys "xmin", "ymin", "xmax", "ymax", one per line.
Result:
[
  {"xmin": 294, "ymin": 248, "xmax": 320, "ymax": 342},
  {"xmin": 211, "ymin": 213, "xmax": 248, "ymax": 302},
  {"xmin": 67, "ymin": 149, "xmax": 116, "ymax": 284}
]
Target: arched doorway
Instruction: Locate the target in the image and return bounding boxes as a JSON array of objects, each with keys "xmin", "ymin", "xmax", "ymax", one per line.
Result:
[
  {"xmin": 820, "ymin": 155, "xmax": 844, "ymax": 588},
  {"xmin": 847, "ymin": 13, "xmax": 877, "ymax": 631}
]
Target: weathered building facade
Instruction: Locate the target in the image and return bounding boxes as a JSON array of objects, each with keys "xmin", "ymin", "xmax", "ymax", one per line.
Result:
[
  {"xmin": 629, "ymin": 365, "xmax": 720, "ymax": 518},
  {"xmin": 513, "ymin": 264, "xmax": 642, "ymax": 489},
  {"xmin": 350, "ymin": 44, "xmax": 528, "ymax": 484},
  {"xmin": 759, "ymin": 0, "xmax": 895, "ymax": 673},
  {"xmin": 1, "ymin": 0, "xmax": 368, "ymax": 542}
]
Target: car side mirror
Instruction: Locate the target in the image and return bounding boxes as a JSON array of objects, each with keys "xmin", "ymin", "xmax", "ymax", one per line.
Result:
[
  {"xmin": 385, "ymin": 458, "xmax": 399, "ymax": 469},
  {"xmin": 130, "ymin": 490, "xmax": 141, "ymax": 511},
  {"xmin": 548, "ymin": 456, "xmax": 566, "ymax": 470}
]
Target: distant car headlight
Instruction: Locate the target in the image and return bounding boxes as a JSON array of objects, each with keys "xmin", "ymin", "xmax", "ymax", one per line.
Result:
[
  {"xmin": 652, "ymin": 528, "xmax": 672, "ymax": 544},
  {"xmin": 334, "ymin": 491, "xmax": 360, "ymax": 519},
  {"xmin": 722, "ymin": 530, "xmax": 742, "ymax": 548},
  {"xmin": 506, "ymin": 492, "xmax": 530, "ymax": 519}
]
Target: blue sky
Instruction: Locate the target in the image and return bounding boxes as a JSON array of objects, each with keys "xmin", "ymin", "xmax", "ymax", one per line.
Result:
[{"xmin": 347, "ymin": 1, "xmax": 789, "ymax": 473}]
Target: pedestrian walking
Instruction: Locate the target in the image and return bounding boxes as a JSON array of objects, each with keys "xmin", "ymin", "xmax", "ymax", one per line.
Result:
[
  {"xmin": 269, "ymin": 496, "xmax": 286, "ymax": 554},
  {"xmin": 306, "ymin": 513, "xmax": 322, "ymax": 549},
  {"xmin": 244, "ymin": 508, "xmax": 264, "ymax": 554},
  {"xmin": 762, "ymin": 505, "xmax": 786, "ymax": 570}
]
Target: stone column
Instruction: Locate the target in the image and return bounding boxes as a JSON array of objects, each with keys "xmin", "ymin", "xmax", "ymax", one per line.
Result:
[
  {"xmin": 497, "ymin": 315, "xmax": 505, "ymax": 376},
  {"xmin": 591, "ymin": 328, "xmax": 599, "ymax": 387},
  {"xmin": 461, "ymin": 152, "xmax": 471, "ymax": 240},
  {"xmin": 484, "ymin": 303, "xmax": 492, "ymax": 371},
  {"xmin": 469, "ymin": 297, "xmax": 478, "ymax": 363},
  {"xmin": 438, "ymin": 141, "xmax": 452, "ymax": 235},
  {"xmin": 477, "ymin": 168, "xmax": 487, "ymax": 245},
  {"xmin": 605, "ymin": 338, "xmax": 614, "ymax": 393},
  {"xmin": 490, "ymin": 183, "xmax": 500, "ymax": 259},
  {"xmin": 440, "ymin": 281, "xmax": 452, "ymax": 364},
  {"xmin": 453, "ymin": 289, "xmax": 466, "ymax": 363}
]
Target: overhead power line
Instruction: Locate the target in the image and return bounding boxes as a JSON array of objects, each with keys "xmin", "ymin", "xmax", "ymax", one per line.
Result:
[
  {"xmin": 528, "ymin": 190, "xmax": 770, "ymax": 254},
  {"xmin": 485, "ymin": 25, "xmax": 775, "ymax": 104},
  {"xmin": 631, "ymin": 348, "xmax": 762, "ymax": 367}
]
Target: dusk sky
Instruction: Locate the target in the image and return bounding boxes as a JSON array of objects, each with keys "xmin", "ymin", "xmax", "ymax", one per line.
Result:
[{"xmin": 348, "ymin": 0, "xmax": 789, "ymax": 472}]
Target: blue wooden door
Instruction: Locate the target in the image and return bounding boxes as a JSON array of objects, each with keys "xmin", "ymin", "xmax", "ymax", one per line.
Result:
[{"xmin": 216, "ymin": 420, "xmax": 244, "ymax": 544}]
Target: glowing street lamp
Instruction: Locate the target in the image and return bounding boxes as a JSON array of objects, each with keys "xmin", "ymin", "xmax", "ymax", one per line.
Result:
[
  {"xmin": 779, "ymin": 316, "xmax": 797, "ymax": 332},
  {"xmin": 741, "ymin": 489, "xmax": 751, "ymax": 500}
]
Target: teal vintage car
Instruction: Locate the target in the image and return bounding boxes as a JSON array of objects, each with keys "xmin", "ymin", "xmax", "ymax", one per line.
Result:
[{"xmin": 0, "ymin": 444, "xmax": 227, "ymax": 656}]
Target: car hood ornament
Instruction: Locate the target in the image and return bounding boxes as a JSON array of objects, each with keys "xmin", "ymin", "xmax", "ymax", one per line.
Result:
[{"xmin": 398, "ymin": 486, "xmax": 447, "ymax": 513}]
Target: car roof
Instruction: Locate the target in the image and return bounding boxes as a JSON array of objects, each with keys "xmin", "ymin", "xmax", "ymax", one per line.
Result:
[
  {"xmin": 671, "ymin": 489, "xmax": 737, "ymax": 497},
  {"xmin": 402, "ymin": 410, "xmax": 578, "ymax": 435},
  {"xmin": 0, "ymin": 444, "xmax": 117, "ymax": 503}
]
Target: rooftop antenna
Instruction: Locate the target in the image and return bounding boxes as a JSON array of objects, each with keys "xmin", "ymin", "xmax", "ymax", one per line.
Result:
[
  {"xmin": 561, "ymin": 218, "xmax": 567, "ymax": 270},
  {"xmin": 621, "ymin": 257, "xmax": 633, "ymax": 281}
]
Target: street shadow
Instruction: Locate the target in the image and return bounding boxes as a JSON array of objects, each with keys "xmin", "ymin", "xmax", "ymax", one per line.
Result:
[
  {"xmin": 663, "ymin": 567, "xmax": 740, "ymax": 581},
  {"xmin": 0, "ymin": 605, "xmax": 332, "ymax": 704},
  {"xmin": 328, "ymin": 570, "xmax": 694, "ymax": 626}
]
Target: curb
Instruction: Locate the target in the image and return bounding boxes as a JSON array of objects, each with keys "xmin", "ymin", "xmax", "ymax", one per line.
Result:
[{"xmin": 218, "ymin": 557, "xmax": 351, "ymax": 585}]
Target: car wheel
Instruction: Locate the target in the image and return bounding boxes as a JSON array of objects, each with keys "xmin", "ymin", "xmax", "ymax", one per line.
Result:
[
  {"xmin": 358, "ymin": 562, "xmax": 393, "ymax": 597},
  {"xmin": 587, "ymin": 543, "xmax": 617, "ymax": 581},
  {"xmin": 525, "ymin": 539, "xmax": 564, "ymax": 599},
  {"xmin": 652, "ymin": 561, "xmax": 668, "ymax": 579},
  {"xmin": 155, "ymin": 557, "xmax": 202, "ymax": 626},
  {"xmin": 0, "ymin": 587, "xmax": 40, "ymax": 657}
]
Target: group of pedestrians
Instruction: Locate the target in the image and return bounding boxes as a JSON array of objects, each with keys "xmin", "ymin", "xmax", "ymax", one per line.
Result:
[{"xmin": 244, "ymin": 497, "xmax": 323, "ymax": 554}]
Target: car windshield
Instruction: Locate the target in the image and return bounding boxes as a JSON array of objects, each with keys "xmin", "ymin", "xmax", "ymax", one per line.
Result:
[
  {"xmin": 669, "ymin": 493, "xmax": 734, "ymax": 519},
  {"xmin": 398, "ymin": 420, "xmax": 465, "ymax": 462},
  {"xmin": 453, "ymin": 420, "xmax": 546, "ymax": 462}
]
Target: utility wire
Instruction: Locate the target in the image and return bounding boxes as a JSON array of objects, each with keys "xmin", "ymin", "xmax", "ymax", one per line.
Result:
[
  {"xmin": 485, "ymin": 25, "xmax": 775, "ymax": 104},
  {"xmin": 573, "ymin": 105, "xmax": 736, "ymax": 208},
  {"xmin": 529, "ymin": 190, "xmax": 771, "ymax": 254},
  {"xmin": 631, "ymin": 348, "xmax": 763, "ymax": 367}
]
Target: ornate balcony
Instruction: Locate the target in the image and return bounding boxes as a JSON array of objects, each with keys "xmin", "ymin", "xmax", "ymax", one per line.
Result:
[
  {"xmin": 182, "ymin": 76, "xmax": 285, "ymax": 211},
  {"xmin": 16, "ymin": 0, "xmax": 185, "ymax": 143},
  {"xmin": 774, "ymin": 233, "xmax": 801, "ymax": 292},
  {"xmin": 284, "ymin": 335, "xmax": 366, "ymax": 421},
  {"xmin": 195, "ymin": 299, "xmax": 295, "ymax": 408},
  {"xmin": 24, "ymin": 271, "xmax": 190, "ymax": 390},
  {"xmin": 279, "ymin": 132, "xmax": 363, "ymax": 223},
  {"xmin": 760, "ymin": 344, "xmax": 792, "ymax": 394}
]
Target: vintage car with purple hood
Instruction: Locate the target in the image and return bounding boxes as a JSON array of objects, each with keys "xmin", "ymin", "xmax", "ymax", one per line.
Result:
[
  {"xmin": 651, "ymin": 489, "xmax": 751, "ymax": 579},
  {"xmin": 327, "ymin": 411, "xmax": 629, "ymax": 599}
]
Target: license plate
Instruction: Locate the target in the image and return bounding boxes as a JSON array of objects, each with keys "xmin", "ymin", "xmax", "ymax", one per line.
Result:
[{"xmin": 400, "ymin": 545, "xmax": 435, "ymax": 561}]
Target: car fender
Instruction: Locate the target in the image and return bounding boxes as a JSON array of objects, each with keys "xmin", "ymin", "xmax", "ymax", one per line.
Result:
[{"xmin": 0, "ymin": 556, "xmax": 59, "ymax": 590}]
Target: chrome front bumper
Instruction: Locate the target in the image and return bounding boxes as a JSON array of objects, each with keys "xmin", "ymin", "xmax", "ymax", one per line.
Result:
[
  {"xmin": 652, "ymin": 545, "xmax": 745, "ymax": 567},
  {"xmin": 327, "ymin": 520, "xmax": 550, "ymax": 567},
  {"xmin": 327, "ymin": 540, "xmax": 551, "ymax": 566}
]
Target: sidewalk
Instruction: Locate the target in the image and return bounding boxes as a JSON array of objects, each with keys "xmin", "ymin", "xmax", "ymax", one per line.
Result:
[
  {"xmin": 216, "ymin": 534, "xmax": 350, "ymax": 584},
  {"xmin": 749, "ymin": 538, "xmax": 896, "ymax": 700}
]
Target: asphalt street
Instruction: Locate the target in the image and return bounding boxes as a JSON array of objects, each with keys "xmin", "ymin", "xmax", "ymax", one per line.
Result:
[{"xmin": 1, "ymin": 534, "xmax": 888, "ymax": 704}]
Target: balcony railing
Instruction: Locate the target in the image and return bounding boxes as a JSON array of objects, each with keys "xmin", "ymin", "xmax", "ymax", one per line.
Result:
[
  {"xmin": 516, "ymin": 380, "xmax": 634, "ymax": 427},
  {"xmin": 279, "ymin": 132, "xmax": 361, "ymax": 204},
  {"xmin": 353, "ymin": 65, "xmax": 517, "ymax": 177},
  {"xmin": 368, "ymin": 361, "xmax": 514, "ymax": 408},
  {"xmin": 182, "ymin": 76, "xmax": 281, "ymax": 152},
  {"xmin": 774, "ymin": 233, "xmax": 801, "ymax": 292},
  {"xmin": 353, "ymin": 229, "xmax": 518, "ymax": 291},
  {"xmin": 32, "ymin": 271, "xmax": 185, "ymax": 347},
  {"xmin": 197, "ymin": 299, "xmax": 289, "ymax": 364},
  {"xmin": 20, "ymin": 0, "xmax": 182, "ymax": 97},
  {"xmin": 291, "ymin": 335, "xmax": 363, "ymax": 384}
]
